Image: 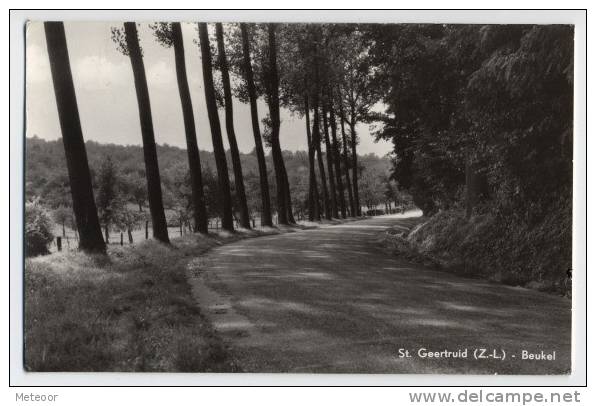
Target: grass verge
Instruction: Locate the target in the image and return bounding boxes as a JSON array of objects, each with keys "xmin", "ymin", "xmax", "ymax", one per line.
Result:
[
  {"xmin": 24, "ymin": 227, "xmax": 284, "ymax": 372},
  {"xmin": 25, "ymin": 218, "xmax": 363, "ymax": 372}
]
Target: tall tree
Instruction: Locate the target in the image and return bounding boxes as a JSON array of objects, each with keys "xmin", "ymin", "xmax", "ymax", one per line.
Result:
[
  {"xmin": 198, "ymin": 22, "xmax": 234, "ymax": 231},
  {"xmin": 265, "ymin": 23, "xmax": 292, "ymax": 225},
  {"xmin": 348, "ymin": 103, "xmax": 361, "ymax": 216},
  {"xmin": 125, "ymin": 24, "xmax": 171, "ymax": 242},
  {"xmin": 338, "ymin": 30, "xmax": 378, "ymax": 217},
  {"xmin": 337, "ymin": 86, "xmax": 355, "ymax": 216},
  {"xmin": 171, "ymin": 23, "xmax": 208, "ymax": 233},
  {"xmin": 44, "ymin": 22, "xmax": 106, "ymax": 252},
  {"xmin": 304, "ymin": 89, "xmax": 321, "ymax": 221},
  {"xmin": 322, "ymin": 102, "xmax": 338, "ymax": 218},
  {"xmin": 269, "ymin": 24, "xmax": 318, "ymax": 222},
  {"xmin": 328, "ymin": 90, "xmax": 347, "ymax": 218},
  {"xmin": 313, "ymin": 102, "xmax": 331, "ymax": 220},
  {"xmin": 111, "ymin": 23, "xmax": 170, "ymax": 243},
  {"xmin": 282, "ymin": 159, "xmax": 296, "ymax": 223},
  {"xmin": 240, "ymin": 23, "xmax": 273, "ymax": 227},
  {"xmin": 151, "ymin": 22, "xmax": 208, "ymax": 233},
  {"xmin": 366, "ymin": 24, "xmax": 573, "ymax": 221},
  {"xmin": 312, "ymin": 49, "xmax": 331, "ymax": 220},
  {"xmin": 216, "ymin": 23, "xmax": 251, "ymax": 229}
]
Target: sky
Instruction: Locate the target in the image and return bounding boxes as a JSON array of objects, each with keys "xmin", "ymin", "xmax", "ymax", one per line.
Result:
[{"xmin": 26, "ymin": 21, "xmax": 393, "ymax": 157}]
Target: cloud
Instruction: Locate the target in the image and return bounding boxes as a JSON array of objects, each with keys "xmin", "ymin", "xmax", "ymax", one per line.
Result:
[
  {"xmin": 26, "ymin": 43, "xmax": 51, "ymax": 85},
  {"xmin": 146, "ymin": 60, "xmax": 176, "ymax": 87},
  {"xmin": 71, "ymin": 55, "xmax": 131, "ymax": 92}
]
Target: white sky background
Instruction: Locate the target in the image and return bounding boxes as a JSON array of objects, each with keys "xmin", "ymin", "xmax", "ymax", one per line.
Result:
[{"xmin": 26, "ymin": 21, "xmax": 393, "ymax": 157}]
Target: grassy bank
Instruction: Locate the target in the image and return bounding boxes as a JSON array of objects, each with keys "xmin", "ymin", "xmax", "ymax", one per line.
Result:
[
  {"xmin": 25, "ymin": 217, "xmax": 365, "ymax": 372},
  {"xmin": 383, "ymin": 206, "xmax": 572, "ymax": 295},
  {"xmin": 24, "ymin": 227, "xmax": 286, "ymax": 372}
]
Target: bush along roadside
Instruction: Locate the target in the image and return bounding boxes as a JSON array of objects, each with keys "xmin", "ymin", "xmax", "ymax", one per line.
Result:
[{"xmin": 382, "ymin": 207, "xmax": 572, "ymax": 297}]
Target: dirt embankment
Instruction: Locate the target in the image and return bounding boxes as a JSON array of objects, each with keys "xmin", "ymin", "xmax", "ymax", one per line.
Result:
[{"xmin": 381, "ymin": 209, "xmax": 572, "ymax": 296}]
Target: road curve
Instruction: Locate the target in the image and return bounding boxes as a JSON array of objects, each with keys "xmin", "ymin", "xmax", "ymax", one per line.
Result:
[{"xmin": 187, "ymin": 213, "xmax": 571, "ymax": 374}]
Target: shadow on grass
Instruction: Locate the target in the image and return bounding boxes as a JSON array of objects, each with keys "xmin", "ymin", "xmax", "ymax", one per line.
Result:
[{"xmin": 24, "ymin": 216, "xmax": 362, "ymax": 372}]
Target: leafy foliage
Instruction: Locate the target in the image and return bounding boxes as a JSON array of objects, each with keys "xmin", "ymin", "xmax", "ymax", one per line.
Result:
[
  {"xmin": 110, "ymin": 23, "xmax": 144, "ymax": 57},
  {"xmin": 367, "ymin": 24, "xmax": 573, "ymax": 223},
  {"xmin": 96, "ymin": 156, "xmax": 125, "ymax": 233},
  {"xmin": 149, "ymin": 22, "xmax": 174, "ymax": 48},
  {"xmin": 367, "ymin": 24, "xmax": 573, "ymax": 287},
  {"xmin": 110, "ymin": 26, "xmax": 129, "ymax": 56},
  {"xmin": 25, "ymin": 199, "xmax": 55, "ymax": 257},
  {"xmin": 26, "ymin": 137, "xmax": 393, "ymax": 226}
]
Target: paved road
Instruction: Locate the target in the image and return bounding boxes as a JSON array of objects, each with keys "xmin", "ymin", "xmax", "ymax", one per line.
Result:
[{"xmin": 187, "ymin": 213, "xmax": 571, "ymax": 374}]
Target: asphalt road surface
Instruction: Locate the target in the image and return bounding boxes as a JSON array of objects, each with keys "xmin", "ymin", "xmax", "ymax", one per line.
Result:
[{"xmin": 187, "ymin": 213, "xmax": 571, "ymax": 374}]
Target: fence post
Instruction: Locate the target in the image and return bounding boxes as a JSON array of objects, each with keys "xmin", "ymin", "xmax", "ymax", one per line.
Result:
[
  {"xmin": 120, "ymin": 232, "xmax": 123, "ymax": 246},
  {"xmin": 145, "ymin": 220, "xmax": 149, "ymax": 240},
  {"xmin": 56, "ymin": 236, "xmax": 62, "ymax": 252}
]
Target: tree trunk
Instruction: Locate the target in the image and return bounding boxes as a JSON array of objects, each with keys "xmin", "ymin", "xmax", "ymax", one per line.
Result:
[
  {"xmin": 198, "ymin": 23, "xmax": 234, "ymax": 232},
  {"xmin": 104, "ymin": 225, "xmax": 109, "ymax": 244},
  {"xmin": 172, "ymin": 22, "xmax": 208, "ymax": 234},
  {"xmin": 322, "ymin": 104, "xmax": 338, "ymax": 218},
  {"xmin": 120, "ymin": 232, "xmax": 124, "ymax": 246},
  {"xmin": 128, "ymin": 228, "xmax": 133, "ymax": 244},
  {"xmin": 337, "ymin": 89, "xmax": 355, "ymax": 216},
  {"xmin": 266, "ymin": 24, "xmax": 290, "ymax": 225},
  {"xmin": 124, "ymin": 22, "xmax": 170, "ymax": 243},
  {"xmin": 465, "ymin": 152, "xmax": 479, "ymax": 220},
  {"xmin": 304, "ymin": 90, "xmax": 320, "ymax": 221},
  {"xmin": 44, "ymin": 22, "xmax": 105, "ymax": 253},
  {"xmin": 62, "ymin": 222, "xmax": 66, "ymax": 238},
  {"xmin": 216, "ymin": 23, "xmax": 251, "ymax": 229},
  {"xmin": 282, "ymin": 161, "xmax": 296, "ymax": 223},
  {"xmin": 240, "ymin": 23, "xmax": 272, "ymax": 227},
  {"xmin": 311, "ymin": 37, "xmax": 330, "ymax": 220},
  {"xmin": 313, "ymin": 104, "xmax": 330, "ymax": 220},
  {"xmin": 328, "ymin": 92, "xmax": 346, "ymax": 219},
  {"xmin": 349, "ymin": 115, "xmax": 361, "ymax": 216}
]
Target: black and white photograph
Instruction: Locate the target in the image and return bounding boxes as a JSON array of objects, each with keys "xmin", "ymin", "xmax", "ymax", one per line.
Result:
[{"xmin": 13, "ymin": 9, "xmax": 585, "ymax": 385}]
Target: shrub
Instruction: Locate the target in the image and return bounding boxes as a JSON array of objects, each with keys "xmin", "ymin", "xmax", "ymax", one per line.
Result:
[{"xmin": 25, "ymin": 200, "xmax": 55, "ymax": 257}]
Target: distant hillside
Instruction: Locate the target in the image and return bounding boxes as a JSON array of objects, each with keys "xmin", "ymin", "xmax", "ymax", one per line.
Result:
[{"xmin": 25, "ymin": 136, "xmax": 392, "ymax": 217}]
